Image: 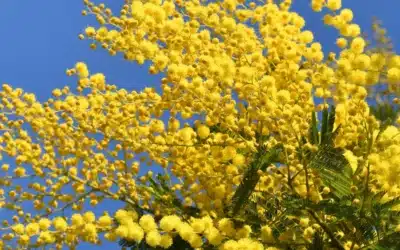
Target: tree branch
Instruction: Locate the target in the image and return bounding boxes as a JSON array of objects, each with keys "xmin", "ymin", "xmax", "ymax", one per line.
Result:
[{"xmin": 307, "ymin": 209, "xmax": 345, "ymax": 250}]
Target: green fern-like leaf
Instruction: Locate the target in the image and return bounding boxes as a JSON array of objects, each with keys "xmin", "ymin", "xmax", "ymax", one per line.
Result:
[
  {"xmin": 309, "ymin": 111, "xmax": 319, "ymax": 145},
  {"xmin": 370, "ymin": 102, "xmax": 399, "ymax": 125},
  {"xmin": 366, "ymin": 231, "xmax": 400, "ymax": 250},
  {"xmin": 319, "ymin": 106, "xmax": 337, "ymax": 145},
  {"xmin": 320, "ymin": 108, "xmax": 329, "ymax": 145},
  {"xmin": 309, "ymin": 106, "xmax": 340, "ymax": 147},
  {"xmin": 228, "ymin": 144, "xmax": 283, "ymax": 216},
  {"xmin": 308, "ymin": 144, "xmax": 353, "ymax": 198},
  {"xmin": 326, "ymin": 106, "xmax": 336, "ymax": 141},
  {"xmin": 378, "ymin": 197, "xmax": 400, "ymax": 213},
  {"xmin": 307, "ymin": 198, "xmax": 357, "ymax": 219}
]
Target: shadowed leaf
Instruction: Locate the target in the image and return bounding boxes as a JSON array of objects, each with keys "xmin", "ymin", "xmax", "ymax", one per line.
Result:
[{"xmin": 228, "ymin": 144, "xmax": 283, "ymax": 216}]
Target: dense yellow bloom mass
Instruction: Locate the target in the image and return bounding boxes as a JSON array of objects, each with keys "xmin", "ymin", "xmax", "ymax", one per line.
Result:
[{"xmin": 0, "ymin": 0, "xmax": 400, "ymax": 249}]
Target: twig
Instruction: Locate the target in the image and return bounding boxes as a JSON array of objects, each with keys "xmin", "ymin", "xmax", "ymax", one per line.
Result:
[{"xmin": 307, "ymin": 209, "xmax": 345, "ymax": 250}]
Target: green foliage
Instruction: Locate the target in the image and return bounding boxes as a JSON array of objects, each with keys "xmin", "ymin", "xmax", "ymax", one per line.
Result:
[
  {"xmin": 228, "ymin": 144, "xmax": 283, "ymax": 217},
  {"xmin": 307, "ymin": 106, "xmax": 353, "ymax": 198},
  {"xmin": 309, "ymin": 111, "xmax": 319, "ymax": 145},
  {"xmin": 370, "ymin": 102, "xmax": 399, "ymax": 126},
  {"xmin": 281, "ymin": 189, "xmax": 400, "ymax": 249},
  {"xmin": 309, "ymin": 106, "xmax": 339, "ymax": 147},
  {"xmin": 308, "ymin": 144, "xmax": 353, "ymax": 198}
]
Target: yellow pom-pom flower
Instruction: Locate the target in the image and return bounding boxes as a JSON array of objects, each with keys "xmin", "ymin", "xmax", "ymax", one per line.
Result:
[
  {"xmin": 189, "ymin": 234, "xmax": 203, "ymax": 248},
  {"xmin": 146, "ymin": 230, "xmax": 161, "ymax": 248},
  {"xmin": 300, "ymin": 30, "xmax": 314, "ymax": 44},
  {"xmin": 180, "ymin": 127, "xmax": 194, "ymax": 142},
  {"xmin": 327, "ymin": 0, "xmax": 341, "ymax": 11},
  {"xmin": 85, "ymin": 26, "xmax": 96, "ymax": 37},
  {"xmin": 299, "ymin": 218, "xmax": 310, "ymax": 228},
  {"xmin": 25, "ymin": 223, "xmax": 39, "ymax": 236},
  {"xmin": 222, "ymin": 146, "xmax": 237, "ymax": 161},
  {"xmin": 14, "ymin": 167, "xmax": 26, "ymax": 177},
  {"xmin": 75, "ymin": 62, "xmax": 89, "ymax": 78},
  {"xmin": 388, "ymin": 68, "xmax": 400, "ymax": 84},
  {"xmin": 98, "ymin": 214, "xmax": 113, "ymax": 228},
  {"xmin": 218, "ymin": 218, "xmax": 236, "ymax": 237},
  {"xmin": 159, "ymin": 234, "xmax": 173, "ymax": 248},
  {"xmin": 190, "ymin": 218, "xmax": 205, "ymax": 234},
  {"xmin": 116, "ymin": 225, "xmax": 129, "ymax": 238},
  {"xmin": 139, "ymin": 214, "xmax": 158, "ymax": 232},
  {"xmin": 303, "ymin": 226, "xmax": 315, "ymax": 241},
  {"xmin": 53, "ymin": 217, "xmax": 68, "ymax": 232},
  {"xmin": 83, "ymin": 211, "xmax": 96, "ymax": 223},
  {"xmin": 197, "ymin": 124, "xmax": 210, "ymax": 139},
  {"xmin": 206, "ymin": 227, "xmax": 223, "ymax": 245},
  {"xmin": 261, "ymin": 225, "xmax": 274, "ymax": 242},
  {"xmin": 71, "ymin": 214, "xmax": 84, "ymax": 227},
  {"xmin": 350, "ymin": 37, "xmax": 366, "ymax": 54},
  {"xmin": 38, "ymin": 218, "xmax": 51, "ymax": 230},
  {"xmin": 340, "ymin": 8, "xmax": 353, "ymax": 22},
  {"xmin": 160, "ymin": 215, "xmax": 181, "ymax": 232},
  {"xmin": 12, "ymin": 224, "xmax": 25, "ymax": 235},
  {"xmin": 235, "ymin": 225, "xmax": 252, "ymax": 239}
]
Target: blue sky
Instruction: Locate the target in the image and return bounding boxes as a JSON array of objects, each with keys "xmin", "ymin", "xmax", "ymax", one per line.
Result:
[{"xmin": 0, "ymin": 0, "xmax": 399, "ymax": 249}]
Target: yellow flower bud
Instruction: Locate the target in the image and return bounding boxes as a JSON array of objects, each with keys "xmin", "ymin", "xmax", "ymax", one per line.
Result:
[{"xmin": 1, "ymin": 164, "xmax": 9, "ymax": 171}]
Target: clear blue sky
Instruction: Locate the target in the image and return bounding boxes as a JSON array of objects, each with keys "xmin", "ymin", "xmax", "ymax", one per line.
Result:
[{"xmin": 0, "ymin": 0, "xmax": 399, "ymax": 249}]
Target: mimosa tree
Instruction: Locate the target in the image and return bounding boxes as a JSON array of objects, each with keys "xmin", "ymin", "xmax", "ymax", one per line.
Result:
[{"xmin": 1, "ymin": 0, "xmax": 400, "ymax": 249}]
